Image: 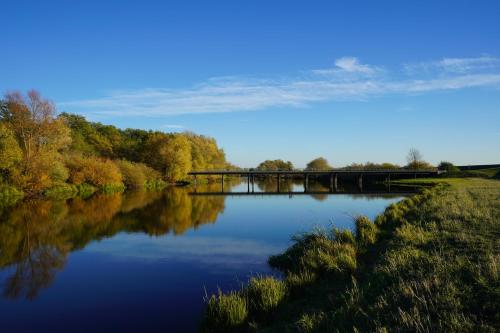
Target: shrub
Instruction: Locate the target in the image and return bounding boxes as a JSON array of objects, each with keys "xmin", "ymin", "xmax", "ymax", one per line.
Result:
[
  {"xmin": 75, "ymin": 183, "xmax": 96, "ymax": 197},
  {"xmin": 43, "ymin": 183, "xmax": 78, "ymax": 199},
  {"xmin": 115, "ymin": 159, "xmax": 165, "ymax": 189},
  {"xmin": 66, "ymin": 155, "xmax": 123, "ymax": 189},
  {"xmin": 0, "ymin": 185, "xmax": 23, "ymax": 211},
  {"xmin": 438, "ymin": 161, "xmax": 460, "ymax": 172},
  {"xmin": 202, "ymin": 289, "xmax": 248, "ymax": 332},
  {"xmin": 115, "ymin": 159, "xmax": 146, "ymax": 188}
]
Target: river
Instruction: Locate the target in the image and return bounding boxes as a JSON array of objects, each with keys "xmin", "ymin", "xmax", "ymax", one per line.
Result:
[{"xmin": 0, "ymin": 179, "xmax": 407, "ymax": 332}]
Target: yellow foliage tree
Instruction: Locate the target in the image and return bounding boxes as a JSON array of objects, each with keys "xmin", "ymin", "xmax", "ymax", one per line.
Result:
[
  {"xmin": 0, "ymin": 123, "xmax": 22, "ymax": 181},
  {"xmin": 160, "ymin": 135, "xmax": 192, "ymax": 181},
  {"xmin": 2, "ymin": 91, "xmax": 71, "ymax": 193}
]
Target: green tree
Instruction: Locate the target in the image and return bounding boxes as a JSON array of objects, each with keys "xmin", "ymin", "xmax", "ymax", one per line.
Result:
[
  {"xmin": 438, "ymin": 161, "xmax": 459, "ymax": 172},
  {"xmin": 305, "ymin": 157, "xmax": 332, "ymax": 170},
  {"xmin": 256, "ymin": 159, "xmax": 294, "ymax": 171}
]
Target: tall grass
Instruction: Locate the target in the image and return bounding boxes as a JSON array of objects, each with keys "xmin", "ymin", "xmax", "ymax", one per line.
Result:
[
  {"xmin": 201, "ymin": 289, "xmax": 248, "ymax": 333},
  {"xmin": 245, "ymin": 276, "xmax": 287, "ymax": 315},
  {"xmin": 201, "ymin": 178, "xmax": 500, "ymax": 332}
]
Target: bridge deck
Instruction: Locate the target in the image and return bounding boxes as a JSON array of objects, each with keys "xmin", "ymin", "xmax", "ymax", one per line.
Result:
[{"xmin": 188, "ymin": 169, "xmax": 440, "ymax": 176}]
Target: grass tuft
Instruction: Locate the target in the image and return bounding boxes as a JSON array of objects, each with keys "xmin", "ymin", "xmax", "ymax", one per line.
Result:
[
  {"xmin": 245, "ymin": 276, "xmax": 287, "ymax": 315},
  {"xmin": 355, "ymin": 215, "xmax": 377, "ymax": 249},
  {"xmin": 201, "ymin": 289, "xmax": 248, "ymax": 333}
]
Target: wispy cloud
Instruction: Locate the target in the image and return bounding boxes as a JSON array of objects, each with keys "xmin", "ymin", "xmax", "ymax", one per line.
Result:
[
  {"xmin": 312, "ymin": 56, "xmax": 381, "ymax": 76},
  {"xmin": 61, "ymin": 56, "xmax": 500, "ymax": 117},
  {"xmin": 404, "ymin": 55, "xmax": 500, "ymax": 74}
]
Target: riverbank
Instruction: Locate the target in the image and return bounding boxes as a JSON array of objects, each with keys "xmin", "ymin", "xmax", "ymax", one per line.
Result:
[{"xmin": 201, "ymin": 178, "xmax": 500, "ymax": 332}]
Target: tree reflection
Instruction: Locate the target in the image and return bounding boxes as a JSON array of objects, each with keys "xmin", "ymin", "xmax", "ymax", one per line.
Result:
[
  {"xmin": 0, "ymin": 187, "xmax": 227, "ymax": 299},
  {"xmin": 255, "ymin": 177, "xmax": 295, "ymax": 192},
  {"xmin": 4, "ymin": 245, "xmax": 67, "ymax": 300}
]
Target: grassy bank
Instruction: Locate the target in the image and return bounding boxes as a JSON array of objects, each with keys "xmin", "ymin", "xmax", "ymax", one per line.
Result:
[{"xmin": 201, "ymin": 178, "xmax": 500, "ymax": 332}]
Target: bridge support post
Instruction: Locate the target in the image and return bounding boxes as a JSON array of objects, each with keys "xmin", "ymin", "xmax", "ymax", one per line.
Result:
[
  {"xmin": 247, "ymin": 174, "xmax": 250, "ymax": 193},
  {"xmin": 251, "ymin": 174, "xmax": 255, "ymax": 192},
  {"xmin": 277, "ymin": 174, "xmax": 281, "ymax": 192},
  {"xmin": 304, "ymin": 174, "xmax": 309, "ymax": 192},
  {"xmin": 335, "ymin": 174, "xmax": 338, "ymax": 191},
  {"xmin": 358, "ymin": 174, "xmax": 363, "ymax": 190},
  {"xmin": 329, "ymin": 173, "xmax": 334, "ymax": 192},
  {"xmin": 221, "ymin": 174, "xmax": 224, "ymax": 192}
]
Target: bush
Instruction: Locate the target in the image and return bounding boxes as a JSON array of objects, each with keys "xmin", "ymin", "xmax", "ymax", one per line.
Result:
[
  {"xmin": 245, "ymin": 276, "xmax": 287, "ymax": 315},
  {"xmin": 66, "ymin": 155, "xmax": 123, "ymax": 189},
  {"xmin": 43, "ymin": 183, "xmax": 78, "ymax": 199},
  {"xmin": 438, "ymin": 161, "xmax": 460, "ymax": 172},
  {"xmin": 76, "ymin": 183, "xmax": 97, "ymax": 197},
  {"xmin": 115, "ymin": 159, "xmax": 164, "ymax": 189},
  {"xmin": 115, "ymin": 159, "xmax": 145, "ymax": 187},
  {"xmin": 202, "ymin": 289, "xmax": 248, "ymax": 332}
]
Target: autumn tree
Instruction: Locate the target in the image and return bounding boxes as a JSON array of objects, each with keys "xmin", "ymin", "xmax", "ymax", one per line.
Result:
[
  {"xmin": 0, "ymin": 122, "xmax": 22, "ymax": 182},
  {"xmin": 256, "ymin": 159, "xmax": 294, "ymax": 171},
  {"xmin": 161, "ymin": 135, "xmax": 192, "ymax": 181},
  {"xmin": 186, "ymin": 132, "xmax": 227, "ymax": 171},
  {"xmin": 305, "ymin": 157, "xmax": 332, "ymax": 171},
  {"xmin": 1, "ymin": 91, "xmax": 71, "ymax": 192},
  {"xmin": 140, "ymin": 133, "xmax": 193, "ymax": 181}
]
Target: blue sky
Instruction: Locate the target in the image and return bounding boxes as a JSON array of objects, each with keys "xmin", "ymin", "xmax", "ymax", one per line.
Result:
[{"xmin": 2, "ymin": 0, "xmax": 500, "ymax": 167}]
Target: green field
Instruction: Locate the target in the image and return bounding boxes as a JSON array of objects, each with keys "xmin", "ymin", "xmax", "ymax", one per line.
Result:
[
  {"xmin": 201, "ymin": 178, "xmax": 500, "ymax": 332},
  {"xmin": 461, "ymin": 166, "xmax": 500, "ymax": 178}
]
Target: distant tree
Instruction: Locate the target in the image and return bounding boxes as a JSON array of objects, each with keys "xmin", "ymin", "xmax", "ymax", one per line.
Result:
[
  {"xmin": 306, "ymin": 157, "xmax": 332, "ymax": 171},
  {"xmin": 406, "ymin": 148, "xmax": 422, "ymax": 167},
  {"xmin": 438, "ymin": 161, "xmax": 459, "ymax": 172},
  {"xmin": 380, "ymin": 162, "xmax": 400, "ymax": 170},
  {"xmin": 256, "ymin": 159, "xmax": 294, "ymax": 171},
  {"xmin": 345, "ymin": 162, "xmax": 400, "ymax": 170},
  {"xmin": 406, "ymin": 148, "xmax": 433, "ymax": 170}
]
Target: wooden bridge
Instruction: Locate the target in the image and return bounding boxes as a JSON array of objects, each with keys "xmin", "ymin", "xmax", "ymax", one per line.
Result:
[{"xmin": 188, "ymin": 169, "xmax": 441, "ymax": 193}]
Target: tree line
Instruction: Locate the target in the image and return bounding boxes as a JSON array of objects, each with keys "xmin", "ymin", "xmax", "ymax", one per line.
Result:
[
  {"xmin": 0, "ymin": 90, "xmax": 231, "ymax": 197},
  {"xmin": 253, "ymin": 151, "xmax": 437, "ymax": 172}
]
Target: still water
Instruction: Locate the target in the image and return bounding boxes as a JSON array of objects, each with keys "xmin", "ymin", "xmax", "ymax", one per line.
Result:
[{"xmin": 0, "ymin": 180, "xmax": 406, "ymax": 332}]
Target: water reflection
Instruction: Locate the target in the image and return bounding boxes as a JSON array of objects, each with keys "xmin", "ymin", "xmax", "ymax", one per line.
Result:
[
  {"xmin": 0, "ymin": 183, "xmax": 230, "ymax": 300},
  {"xmin": 193, "ymin": 177, "xmax": 414, "ymax": 198},
  {"xmin": 0, "ymin": 179, "xmax": 409, "ymax": 333}
]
